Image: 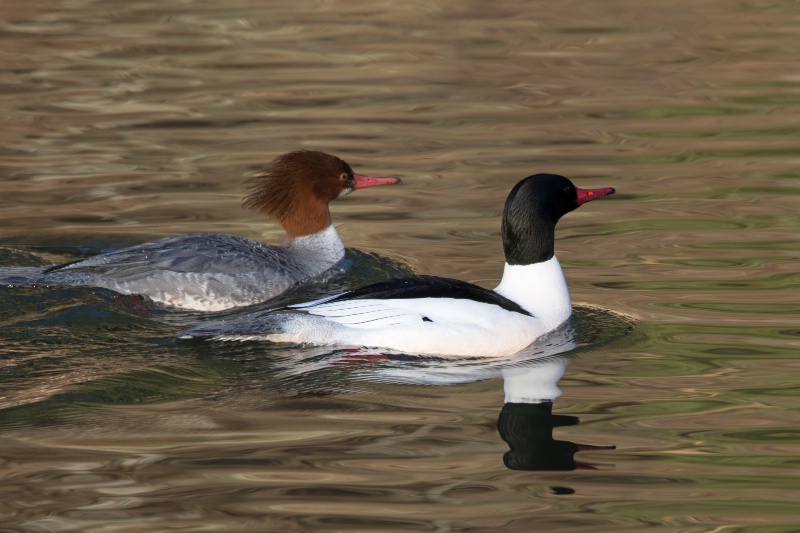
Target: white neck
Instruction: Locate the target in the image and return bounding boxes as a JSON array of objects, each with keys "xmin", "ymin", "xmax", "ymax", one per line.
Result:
[
  {"xmin": 494, "ymin": 255, "xmax": 572, "ymax": 332},
  {"xmin": 286, "ymin": 225, "xmax": 345, "ymax": 275}
]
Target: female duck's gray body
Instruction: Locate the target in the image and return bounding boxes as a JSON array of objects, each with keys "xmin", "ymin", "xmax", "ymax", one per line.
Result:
[
  {"xmin": 2, "ymin": 228, "xmax": 343, "ymax": 311},
  {"xmin": 0, "ymin": 151, "xmax": 400, "ymax": 311}
]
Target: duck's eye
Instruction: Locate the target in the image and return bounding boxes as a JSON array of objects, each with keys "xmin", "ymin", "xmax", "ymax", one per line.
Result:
[
  {"xmin": 340, "ymin": 173, "xmax": 349, "ymax": 182},
  {"xmin": 564, "ymin": 185, "xmax": 573, "ymax": 195}
]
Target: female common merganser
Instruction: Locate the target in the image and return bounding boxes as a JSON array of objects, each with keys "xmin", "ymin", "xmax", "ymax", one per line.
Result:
[
  {"xmin": 181, "ymin": 173, "xmax": 615, "ymax": 357},
  {"xmin": 0, "ymin": 151, "xmax": 400, "ymax": 311}
]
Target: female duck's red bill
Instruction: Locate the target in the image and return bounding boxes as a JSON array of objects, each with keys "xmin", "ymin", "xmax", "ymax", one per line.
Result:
[
  {"xmin": 353, "ymin": 174, "xmax": 402, "ymax": 189},
  {"xmin": 576, "ymin": 186, "xmax": 616, "ymax": 205}
]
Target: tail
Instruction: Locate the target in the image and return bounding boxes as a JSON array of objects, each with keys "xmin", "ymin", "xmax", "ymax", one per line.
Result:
[
  {"xmin": 0, "ymin": 266, "xmax": 48, "ymax": 285},
  {"xmin": 178, "ymin": 310, "xmax": 295, "ymax": 340}
]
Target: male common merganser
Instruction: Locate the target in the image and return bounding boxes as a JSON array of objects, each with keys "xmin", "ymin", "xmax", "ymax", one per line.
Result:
[
  {"xmin": 181, "ymin": 173, "xmax": 615, "ymax": 356},
  {"xmin": 0, "ymin": 151, "xmax": 400, "ymax": 311}
]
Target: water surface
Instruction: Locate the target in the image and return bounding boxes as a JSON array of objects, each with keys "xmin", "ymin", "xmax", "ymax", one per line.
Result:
[{"xmin": 1, "ymin": 1, "xmax": 799, "ymax": 531}]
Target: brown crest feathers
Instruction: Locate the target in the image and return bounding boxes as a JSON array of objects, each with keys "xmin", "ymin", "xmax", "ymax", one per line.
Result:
[{"xmin": 242, "ymin": 151, "xmax": 352, "ymax": 237}]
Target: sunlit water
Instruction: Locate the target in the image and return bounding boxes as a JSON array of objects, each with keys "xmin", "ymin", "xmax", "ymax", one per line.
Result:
[{"xmin": 1, "ymin": 1, "xmax": 799, "ymax": 531}]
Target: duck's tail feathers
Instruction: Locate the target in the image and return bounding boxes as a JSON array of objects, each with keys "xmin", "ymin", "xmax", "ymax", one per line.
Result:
[
  {"xmin": 178, "ymin": 311, "xmax": 295, "ymax": 340},
  {"xmin": 0, "ymin": 267, "xmax": 48, "ymax": 285}
]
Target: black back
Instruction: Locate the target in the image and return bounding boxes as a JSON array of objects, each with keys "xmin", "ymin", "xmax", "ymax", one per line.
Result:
[
  {"xmin": 501, "ymin": 174, "xmax": 580, "ymax": 265},
  {"xmin": 315, "ymin": 275, "xmax": 532, "ymax": 317}
]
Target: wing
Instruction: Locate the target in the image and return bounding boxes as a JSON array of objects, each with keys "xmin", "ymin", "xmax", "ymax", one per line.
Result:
[
  {"xmin": 181, "ymin": 297, "xmax": 428, "ymax": 338},
  {"xmin": 291, "ymin": 298, "xmax": 429, "ymax": 328},
  {"xmin": 297, "ymin": 275, "xmax": 532, "ymax": 317},
  {"xmin": 284, "ymin": 275, "xmax": 531, "ymax": 329}
]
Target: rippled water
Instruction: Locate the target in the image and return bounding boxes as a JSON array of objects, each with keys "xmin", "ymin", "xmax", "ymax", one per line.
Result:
[{"xmin": 2, "ymin": 1, "xmax": 800, "ymax": 531}]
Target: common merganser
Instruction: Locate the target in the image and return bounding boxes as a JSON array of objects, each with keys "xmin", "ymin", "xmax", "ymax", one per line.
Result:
[
  {"xmin": 181, "ymin": 173, "xmax": 615, "ymax": 356},
  {"xmin": 0, "ymin": 151, "xmax": 400, "ymax": 311}
]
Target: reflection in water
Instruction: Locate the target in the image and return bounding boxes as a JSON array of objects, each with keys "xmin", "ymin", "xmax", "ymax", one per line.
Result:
[
  {"xmin": 270, "ymin": 320, "xmax": 618, "ymax": 471},
  {"xmin": 499, "ymin": 357, "xmax": 616, "ymax": 471}
]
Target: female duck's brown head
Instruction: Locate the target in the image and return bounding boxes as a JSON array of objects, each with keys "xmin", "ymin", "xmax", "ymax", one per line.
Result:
[{"xmin": 243, "ymin": 151, "xmax": 400, "ymax": 238}]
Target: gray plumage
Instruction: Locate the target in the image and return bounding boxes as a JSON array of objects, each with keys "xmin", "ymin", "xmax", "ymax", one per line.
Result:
[{"xmin": 0, "ymin": 229, "xmax": 345, "ymax": 311}]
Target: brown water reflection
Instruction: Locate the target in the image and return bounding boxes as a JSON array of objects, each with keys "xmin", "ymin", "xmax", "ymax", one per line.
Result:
[{"xmin": 2, "ymin": 0, "xmax": 800, "ymax": 531}]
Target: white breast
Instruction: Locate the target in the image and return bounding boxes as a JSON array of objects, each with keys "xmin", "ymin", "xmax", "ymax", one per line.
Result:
[{"xmin": 494, "ymin": 256, "xmax": 572, "ymax": 334}]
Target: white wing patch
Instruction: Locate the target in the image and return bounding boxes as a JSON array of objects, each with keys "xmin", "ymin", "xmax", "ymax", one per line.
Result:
[
  {"xmin": 292, "ymin": 299, "xmax": 427, "ymax": 329},
  {"xmin": 288, "ymin": 292, "xmax": 344, "ymax": 309}
]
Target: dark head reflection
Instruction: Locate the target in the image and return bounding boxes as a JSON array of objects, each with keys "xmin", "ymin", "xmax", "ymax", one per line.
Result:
[
  {"xmin": 497, "ymin": 355, "xmax": 615, "ymax": 471},
  {"xmin": 498, "ymin": 401, "xmax": 615, "ymax": 471}
]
